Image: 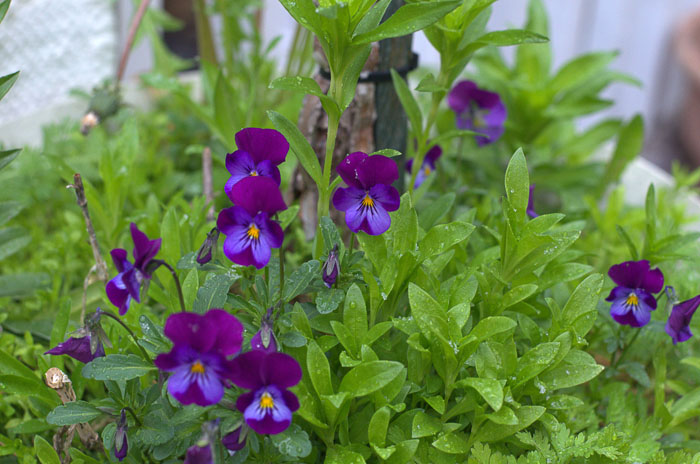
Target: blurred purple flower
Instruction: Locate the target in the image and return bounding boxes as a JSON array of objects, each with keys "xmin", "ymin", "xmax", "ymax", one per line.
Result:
[
  {"xmin": 406, "ymin": 145, "xmax": 442, "ymax": 189},
  {"xmin": 527, "ymin": 185, "xmax": 538, "ymax": 218},
  {"xmin": 666, "ymin": 295, "xmax": 700, "ymax": 344},
  {"xmin": 321, "ymin": 244, "xmax": 340, "ymax": 288},
  {"xmin": 155, "ymin": 309, "xmax": 243, "ymax": 406},
  {"xmin": 218, "ymin": 176, "xmax": 287, "ymax": 269},
  {"xmin": 114, "ymin": 409, "xmax": 128, "ymax": 461},
  {"xmin": 605, "ymin": 260, "xmax": 664, "ymax": 327},
  {"xmin": 45, "ymin": 310, "xmax": 108, "ymax": 363},
  {"xmin": 230, "ymin": 350, "xmax": 302, "ymax": 435},
  {"xmin": 332, "ymin": 152, "xmax": 400, "ymax": 236},
  {"xmin": 225, "ymin": 128, "xmax": 289, "ymax": 194},
  {"xmin": 106, "ymin": 223, "xmax": 161, "ymax": 315},
  {"xmin": 448, "ymin": 80, "xmax": 506, "ymax": 146},
  {"xmin": 222, "ymin": 426, "xmax": 247, "ymax": 452},
  {"xmin": 184, "ymin": 444, "xmax": 212, "ymax": 464}
]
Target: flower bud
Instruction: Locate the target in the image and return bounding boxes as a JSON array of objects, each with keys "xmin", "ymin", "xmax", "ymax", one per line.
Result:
[
  {"xmin": 114, "ymin": 409, "xmax": 128, "ymax": 461},
  {"xmin": 322, "ymin": 244, "xmax": 340, "ymax": 288},
  {"xmin": 196, "ymin": 228, "xmax": 220, "ymax": 265},
  {"xmin": 222, "ymin": 425, "xmax": 247, "ymax": 452},
  {"xmin": 251, "ymin": 309, "xmax": 277, "ymax": 353}
]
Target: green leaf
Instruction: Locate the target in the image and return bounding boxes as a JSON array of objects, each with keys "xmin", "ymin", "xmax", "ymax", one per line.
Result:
[
  {"xmin": 369, "ymin": 406, "xmax": 391, "ymax": 446},
  {"xmin": 50, "ymin": 299, "xmax": 71, "ymax": 349},
  {"xmin": 500, "ymin": 284, "xmax": 537, "ymax": 310},
  {"xmin": 560, "ymin": 273, "xmax": 603, "ymax": 337},
  {"xmin": 139, "ymin": 315, "xmax": 171, "ymax": 354},
  {"xmin": 419, "ymin": 221, "xmax": 474, "ymax": 262},
  {"xmin": 0, "ymin": 375, "xmax": 59, "ymax": 405},
  {"xmin": 549, "ymin": 51, "xmax": 616, "ymax": 95},
  {"xmin": 270, "ymin": 76, "xmax": 339, "ymax": 117},
  {"xmin": 307, "ymin": 340, "xmax": 334, "ymax": 397},
  {"xmin": 0, "ymin": 70, "xmax": 19, "ymax": 101},
  {"xmin": 320, "ymin": 216, "xmax": 343, "ymax": 256},
  {"xmin": 415, "ymin": 73, "xmax": 447, "ymax": 93},
  {"xmin": 270, "ymin": 423, "xmax": 312, "ymax": 458},
  {"xmin": 0, "ymin": 272, "xmax": 50, "ymax": 298},
  {"xmin": 620, "ymin": 362, "xmax": 651, "ymax": 388},
  {"xmin": 0, "ymin": 200, "xmax": 24, "ymax": 226},
  {"xmin": 0, "ymin": 148, "xmax": 21, "ymax": 171},
  {"xmin": 408, "ymin": 283, "xmax": 449, "ymax": 340},
  {"xmin": 486, "ymin": 405, "xmax": 518, "ymax": 425},
  {"xmin": 391, "ymin": 69, "xmax": 423, "ymax": 135},
  {"xmin": 344, "ymin": 284, "xmax": 368, "ymax": 350},
  {"xmin": 352, "ymin": 0, "xmax": 460, "ymax": 45},
  {"xmin": 514, "ymin": 342, "xmax": 560, "ymax": 387},
  {"xmin": 268, "ymin": 110, "xmax": 323, "ymax": 186},
  {"xmin": 0, "ymin": 226, "xmax": 31, "ymax": 260},
  {"xmin": 419, "ymin": 192, "xmax": 455, "ymax": 230},
  {"xmin": 34, "ymin": 436, "xmax": 60, "ymax": 464},
  {"xmin": 0, "ymin": 348, "xmax": 36, "ymax": 379},
  {"xmin": 432, "ymin": 431, "xmax": 470, "ymax": 454},
  {"xmin": 135, "ymin": 410, "xmax": 175, "ymax": 446},
  {"xmin": 458, "ymin": 377, "xmax": 503, "ymax": 411},
  {"xmin": 370, "ymin": 148, "xmax": 402, "ymax": 158},
  {"xmin": 339, "ymin": 361, "xmax": 403, "ymax": 397},
  {"xmin": 316, "ymin": 287, "xmax": 345, "ymax": 314},
  {"xmin": 0, "ymin": 0, "xmax": 10, "ymax": 24},
  {"xmin": 47, "ymin": 401, "xmax": 102, "ymax": 425},
  {"xmin": 213, "ymin": 72, "xmax": 237, "ymax": 147},
  {"xmin": 411, "ymin": 411, "xmax": 442, "ymax": 438},
  {"xmin": 279, "ymin": 204, "xmax": 300, "ymax": 230},
  {"xmin": 284, "ymin": 260, "xmax": 321, "ymax": 302},
  {"xmin": 391, "ymin": 193, "xmax": 418, "ymax": 255},
  {"xmin": 326, "ymin": 446, "xmax": 367, "ymax": 464},
  {"xmin": 474, "ymin": 405, "xmax": 545, "ymax": 443},
  {"xmin": 598, "ymin": 116, "xmax": 644, "ymax": 194},
  {"xmin": 193, "ymin": 274, "xmax": 234, "ymax": 313},
  {"xmin": 470, "ymin": 316, "xmax": 517, "ymax": 341},
  {"xmin": 504, "ymin": 148, "xmax": 529, "ymax": 230},
  {"xmin": 82, "ymin": 354, "xmax": 156, "ymax": 381},
  {"xmin": 181, "ymin": 269, "xmax": 199, "ymax": 311},
  {"xmin": 540, "ymin": 350, "xmax": 603, "ymax": 390},
  {"xmin": 468, "ymin": 29, "xmax": 548, "ymax": 52}
]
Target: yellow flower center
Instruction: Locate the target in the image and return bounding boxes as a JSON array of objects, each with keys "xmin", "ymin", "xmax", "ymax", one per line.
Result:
[
  {"xmin": 247, "ymin": 224, "xmax": 260, "ymax": 240},
  {"xmin": 361, "ymin": 194, "xmax": 374, "ymax": 208},
  {"xmin": 424, "ymin": 166, "xmax": 432, "ymax": 176},
  {"xmin": 626, "ymin": 293, "xmax": 639, "ymax": 307},
  {"xmin": 259, "ymin": 392, "xmax": 274, "ymax": 409},
  {"xmin": 190, "ymin": 361, "xmax": 206, "ymax": 374},
  {"xmin": 250, "ymin": 170, "xmax": 258, "ymax": 176}
]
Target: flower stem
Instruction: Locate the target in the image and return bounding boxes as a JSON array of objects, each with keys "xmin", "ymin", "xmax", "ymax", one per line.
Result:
[
  {"xmin": 124, "ymin": 407, "xmax": 142, "ymax": 426},
  {"xmin": 613, "ymin": 328, "xmax": 642, "ymax": 369},
  {"xmin": 101, "ymin": 311, "xmax": 153, "ymax": 363},
  {"xmin": 315, "ymin": 111, "xmax": 340, "ymax": 259},
  {"xmin": 156, "ymin": 260, "xmax": 186, "ymax": 313}
]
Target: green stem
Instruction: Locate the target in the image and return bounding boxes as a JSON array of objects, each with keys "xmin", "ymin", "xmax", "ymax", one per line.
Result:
[
  {"xmin": 193, "ymin": 0, "xmax": 218, "ymax": 66},
  {"xmin": 101, "ymin": 311, "xmax": 153, "ymax": 363},
  {"xmin": 124, "ymin": 406, "xmax": 142, "ymax": 426},
  {"xmin": 157, "ymin": 261, "xmax": 186, "ymax": 313},
  {"xmin": 315, "ymin": 111, "xmax": 341, "ymax": 259},
  {"xmin": 613, "ymin": 329, "xmax": 642, "ymax": 369}
]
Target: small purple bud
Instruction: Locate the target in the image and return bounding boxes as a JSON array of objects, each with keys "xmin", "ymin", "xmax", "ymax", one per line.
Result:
[
  {"xmin": 184, "ymin": 444, "xmax": 212, "ymax": 464},
  {"xmin": 114, "ymin": 409, "xmax": 128, "ymax": 461},
  {"xmin": 222, "ymin": 426, "xmax": 247, "ymax": 452},
  {"xmin": 45, "ymin": 309, "xmax": 108, "ymax": 363},
  {"xmin": 251, "ymin": 320, "xmax": 277, "ymax": 354},
  {"xmin": 322, "ymin": 245, "xmax": 340, "ymax": 288},
  {"xmin": 196, "ymin": 228, "xmax": 220, "ymax": 265}
]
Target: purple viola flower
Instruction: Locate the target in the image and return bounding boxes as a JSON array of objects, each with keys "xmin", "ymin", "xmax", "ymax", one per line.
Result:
[
  {"xmin": 225, "ymin": 128, "xmax": 289, "ymax": 194},
  {"xmin": 217, "ymin": 176, "xmax": 287, "ymax": 269},
  {"xmin": 406, "ymin": 145, "xmax": 442, "ymax": 189},
  {"xmin": 222, "ymin": 426, "xmax": 247, "ymax": 452},
  {"xmin": 184, "ymin": 444, "xmax": 212, "ymax": 464},
  {"xmin": 332, "ymin": 152, "xmax": 400, "ymax": 236},
  {"xmin": 230, "ymin": 350, "xmax": 302, "ymax": 435},
  {"xmin": 448, "ymin": 80, "xmax": 506, "ymax": 146},
  {"xmin": 106, "ymin": 223, "xmax": 162, "ymax": 315},
  {"xmin": 605, "ymin": 260, "xmax": 664, "ymax": 328},
  {"xmin": 114, "ymin": 409, "xmax": 128, "ymax": 461},
  {"xmin": 665, "ymin": 295, "xmax": 700, "ymax": 344},
  {"xmin": 321, "ymin": 244, "xmax": 340, "ymax": 288},
  {"xmin": 527, "ymin": 184, "xmax": 538, "ymax": 218},
  {"xmin": 45, "ymin": 310, "xmax": 108, "ymax": 363},
  {"xmin": 154, "ymin": 309, "xmax": 244, "ymax": 406}
]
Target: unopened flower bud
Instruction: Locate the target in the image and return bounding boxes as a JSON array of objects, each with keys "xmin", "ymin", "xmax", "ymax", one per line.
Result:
[
  {"xmin": 114, "ymin": 409, "xmax": 128, "ymax": 461},
  {"xmin": 251, "ymin": 309, "xmax": 277, "ymax": 353},
  {"xmin": 322, "ymin": 244, "xmax": 340, "ymax": 288},
  {"xmin": 222, "ymin": 425, "xmax": 247, "ymax": 452},
  {"xmin": 196, "ymin": 228, "xmax": 219, "ymax": 265}
]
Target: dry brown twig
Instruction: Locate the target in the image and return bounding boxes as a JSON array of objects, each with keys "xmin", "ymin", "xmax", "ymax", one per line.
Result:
[
  {"xmin": 116, "ymin": 0, "xmax": 152, "ymax": 83},
  {"xmin": 45, "ymin": 368, "xmax": 104, "ymax": 462},
  {"xmin": 67, "ymin": 174, "xmax": 109, "ymax": 323}
]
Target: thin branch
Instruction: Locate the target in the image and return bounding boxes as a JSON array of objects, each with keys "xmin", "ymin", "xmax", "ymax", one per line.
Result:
[
  {"xmin": 69, "ymin": 174, "xmax": 108, "ymax": 282},
  {"xmin": 155, "ymin": 260, "xmax": 187, "ymax": 313},
  {"xmin": 101, "ymin": 310, "xmax": 153, "ymax": 363},
  {"xmin": 202, "ymin": 147, "xmax": 215, "ymax": 221},
  {"xmin": 116, "ymin": 0, "xmax": 151, "ymax": 83}
]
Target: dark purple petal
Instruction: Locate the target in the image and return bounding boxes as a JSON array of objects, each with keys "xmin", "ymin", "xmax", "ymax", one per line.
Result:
[
  {"xmin": 130, "ymin": 223, "xmax": 161, "ymax": 273},
  {"xmin": 608, "ymin": 260, "xmax": 664, "ymax": 293},
  {"xmin": 166, "ymin": 364, "xmax": 225, "ymax": 406},
  {"xmin": 222, "ymin": 230, "xmax": 258, "ymax": 268},
  {"xmin": 163, "ymin": 313, "xmax": 217, "ymax": 353},
  {"xmin": 261, "ymin": 352, "xmax": 302, "ymax": 389},
  {"xmin": 205, "ymin": 309, "xmax": 243, "ymax": 356},
  {"xmin": 356, "ymin": 155, "xmax": 399, "ymax": 189},
  {"xmin": 243, "ymin": 386, "xmax": 292, "ymax": 435},
  {"xmin": 236, "ymin": 391, "xmax": 256, "ymax": 413},
  {"xmin": 115, "ymin": 437, "xmax": 128, "ymax": 461},
  {"xmin": 405, "ymin": 158, "xmax": 414, "ymax": 174},
  {"xmin": 322, "ymin": 246, "xmax": 339, "ymax": 288},
  {"xmin": 184, "ymin": 444, "xmax": 213, "ymax": 464},
  {"xmin": 425, "ymin": 145, "xmax": 442, "ymax": 163},
  {"xmin": 369, "ymin": 184, "xmax": 400, "ymax": 212},
  {"xmin": 230, "ymin": 350, "xmax": 266, "ymax": 389},
  {"xmin": 255, "ymin": 160, "xmax": 282, "ymax": 186},
  {"xmin": 229, "ymin": 176, "xmax": 287, "ymax": 215},
  {"xmin": 235, "ymin": 128, "xmax": 289, "ymax": 165},
  {"xmin": 251, "ymin": 330, "xmax": 278, "ymax": 354},
  {"xmin": 666, "ymin": 295, "xmax": 700, "ymax": 344},
  {"xmin": 282, "ymin": 389, "xmax": 300, "ymax": 412},
  {"xmin": 222, "ymin": 427, "xmax": 246, "ymax": 452},
  {"xmin": 106, "ymin": 277, "xmax": 132, "ymax": 316},
  {"xmin": 641, "ymin": 267, "xmax": 665, "ymax": 294},
  {"xmin": 217, "ymin": 206, "xmax": 252, "ymax": 235},
  {"xmin": 447, "ymin": 80, "xmax": 478, "ymax": 114},
  {"xmin": 336, "ymin": 152, "xmax": 368, "ymax": 188},
  {"xmin": 474, "ymin": 124, "xmax": 505, "ymax": 147},
  {"xmin": 45, "ymin": 336, "xmax": 102, "ymax": 364},
  {"xmin": 257, "ymin": 213, "xmax": 284, "ymax": 249},
  {"xmin": 110, "ymin": 249, "xmax": 129, "ymax": 273},
  {"xmin": 114, "ymin": 411, "xmax": 128, "ymax": 462},
  {"xmin": 527, "ymin": 185, "xmax": 538, "ymax": 218}
]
